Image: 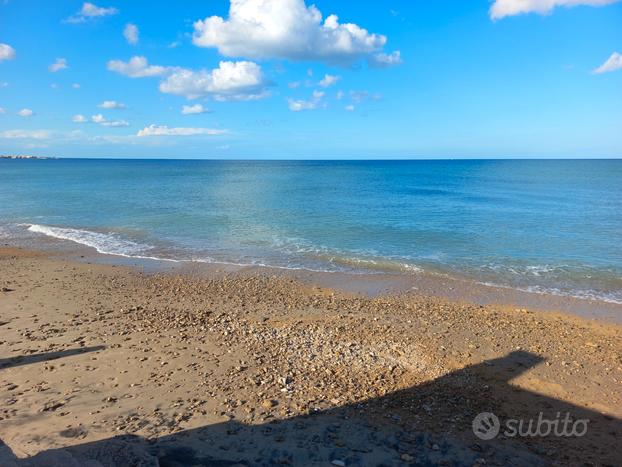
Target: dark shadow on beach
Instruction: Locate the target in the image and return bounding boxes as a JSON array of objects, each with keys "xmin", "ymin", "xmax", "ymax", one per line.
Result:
[
  {"xmin": 1, "ymin": 350, "xmax": 620, "ymax": 466},
  {"xmin": 0, "ymin": 345, "xmax": 106, "ymax": 371}
]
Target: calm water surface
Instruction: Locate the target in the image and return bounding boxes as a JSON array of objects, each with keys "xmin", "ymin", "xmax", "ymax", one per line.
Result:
[{"xmin": 1, "ymin": 159, "xmax": 621, "ymax": 303}]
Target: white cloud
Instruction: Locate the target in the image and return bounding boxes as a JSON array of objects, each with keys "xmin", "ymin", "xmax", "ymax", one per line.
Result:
[
  {"xmin": 350, "ymin": 90, "xmax": 380, "ymax": 103},
  {"xmin": 0, "ymin": 107, "xmax": 5, "ymax": 114},
  {"xmin": 159, "ymin": 61, "xmax": 269, "ymax": 101},
  {"xmin": 48, "ymin": 58, "xmax": 68, "ymax": 72},
  {"xmin": 98, "ymin": 100, "xmax": 126, "ymax": 109},
  {"xmin": 17, "ymin": 108, "xmax": 34, "ymax": 117},
  {"xmin": 91, "ymin": 113, "xmax": 129, "ymax": 127},
  {"xmin": 318, "ymin": 74, "xmax": 340, "ymax": 88},
  {"xmin": 0, "ymin": 43, "xmax": 16, "ymax": 61},
  {"xmin": 592, "ymin": 52, "xmax": 622, "ymax": 74},
  {"xmin": 108, "ymin": 56, "xmax": 269, "ymax": 101},
  {"xmin": 370, "ymin": 51, "xmax": 402, "ymax": 68},
  {"xmin": 66, "ymin": 2, "xmax": 118, "ymax": 23},
  {"xmin": 72, "ymin": 83, "xmax": 81, "ymax": 89},
  {"xmin": 336, "ymin": 90, "xmax": 344, "ymax": 100},
  {"xmin": 182, "ymin": 104, "xmax": 210, "ymax": 114},
  {"xmin": 124, "ymin": 23, "xmax": 139, "ymax": 45},
  {"xmin": 136, "ymin": 124, "xmax": 226, "ymax": 136},
  {"xmin": 72, "ymin": 114, "xmax": 88, "ymax": 123},
  {"xmin": 192, "ymin": 0, "xmax": 398, "ymax": 66},
  {"xmin": 107, "ymin": 56, "xmax": 167, "ymax": 78},
  {"xmin": 345, "ymin": 104, "xmax": 355, "ymax": 111},
  {"xmin": 490, "ymin": 0, "xmax": 619, "ymax": 19},
  {"xmin": 288, "ymin": 90, "xmax": 325, "ymax": 111},
  {"xmin": 0, "ymin": 129, "xmax": 50, "ymax": 139}
]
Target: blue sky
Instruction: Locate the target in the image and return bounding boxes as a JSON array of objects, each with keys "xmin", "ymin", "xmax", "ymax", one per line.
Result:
[{"xmin": 0, "ymin": 0, "xmax": 621, "ymax": 158}]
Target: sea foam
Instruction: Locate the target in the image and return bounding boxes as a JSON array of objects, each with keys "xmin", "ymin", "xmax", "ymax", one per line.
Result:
[{"xmin": 27, "ymin": 224, "xmax": 151, "ymax": 258}]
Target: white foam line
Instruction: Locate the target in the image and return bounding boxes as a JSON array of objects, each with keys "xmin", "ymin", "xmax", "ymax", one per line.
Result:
[{"xmin": 21, "ymin": 223, "xmax": 622, "ymax": 304}]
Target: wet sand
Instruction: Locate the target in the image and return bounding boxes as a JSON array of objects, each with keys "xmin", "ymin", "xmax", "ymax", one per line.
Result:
[{"xmin": 0, "ymin": 246, "xmax": 621, "ymax": 466}]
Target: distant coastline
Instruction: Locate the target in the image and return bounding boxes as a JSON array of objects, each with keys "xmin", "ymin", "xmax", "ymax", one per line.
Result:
[{"xmin": 0, "ymin": 155, "xmax": 56, "ymax": 160}]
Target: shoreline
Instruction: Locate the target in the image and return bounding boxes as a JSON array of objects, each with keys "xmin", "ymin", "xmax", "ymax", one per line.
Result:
[
  {"xmin": 5, "ymin": 231, "xmax": 621, "ymax": 324},
  {"xmin": 1, "ymin": 244, "xmax": 621, "ymax": 465}
]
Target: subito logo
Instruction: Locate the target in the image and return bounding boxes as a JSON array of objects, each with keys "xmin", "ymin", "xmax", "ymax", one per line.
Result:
[{"xmin": 472, "ymin": 412, "xmax": 500, "ymax": 440}]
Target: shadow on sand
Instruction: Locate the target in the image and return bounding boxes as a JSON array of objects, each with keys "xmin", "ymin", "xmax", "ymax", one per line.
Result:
[
  {"xmin": 0, "ymin": 346, "xmax": 106, "ymax": 370},
  {"xmin": 1, "ymin": 350, "xmax": 620, "ymax": 466}
]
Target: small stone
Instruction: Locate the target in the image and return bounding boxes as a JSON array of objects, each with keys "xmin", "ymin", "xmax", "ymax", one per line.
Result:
[
  {"xmin": 331, "ymin": 461, "xmax": 346, "ymax": 467},
  {"xmin": 262, "ymin": 399, "xmax": 277, "ymax": 409}
]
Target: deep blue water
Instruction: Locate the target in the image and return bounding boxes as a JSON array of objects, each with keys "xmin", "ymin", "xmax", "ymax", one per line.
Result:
[{"xmin": 1, "ymin": 159, "xmax": 621, "ymax": 303}]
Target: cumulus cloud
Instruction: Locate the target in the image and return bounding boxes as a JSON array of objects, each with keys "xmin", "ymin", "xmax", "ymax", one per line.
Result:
[
  {"xmin": 124, "ymin": 23, "xmax": 139, "ymax": 45},
  {"xmin": 345, "ymin": 104, "xmax": 355, "ymax": 111},
  {"xmin": 107, "ymin": 56, "xmax": 167, "ymax": 78},
  {"xmin": 17, "ymin": 108, "xmax": 34, "ymax": 117},
  {"xmin": 0, "ymin": 43, "xmax": 16, "ymax": 61},
  {"xmin": 91, "ymin": 113, "xmax": 129, "ymax": 127},
  {"xmin": 490, "ymin": 0, "xmax": 619, "ymax": 19},
  {"xmin": 318, "ymin": 74, "xmax": 340, "ymax": 88},
  {"xmin": 108, "ymin": 56, "xmax": 270, "ymax": 101},
  {"xmin": 0, "ymin": 129, "xmax": 50, "ymax": 139},
  {"xmin": 98, "ymin": 100, "xmax": 126, "ymax": 109},
  {"xmin": 159, "ymin": 61, "xmax": 269, "ymax": 101},
  {"xmin": 369, "ymin": 51, "xmax": 402, "ymax": 68},
  {"xmin": 192, "ymin": 0, "xmax": 400, "ymax": 66},
  {"xmin": 48, "ymin": 58, "xmax": 68, "ymax": 72},
  {"xmin": 288, "ymin": 90, "xmax": 325, "ymax": 111},
  {"xmin": 72, "ymin": 114, "xmax": 88, "ymax": 123},
  {"xmin": 592, "ymin": 51, "xmax": 622, "ymax": 74},
  {"xmin": 181, "ymin": 104, "xmax": 210, "ymax": 114},
  {"xmin": 72, "ymin": 83, "xmax": 81, "ymax": 89},
  {"xmin": 136, "ymin": 124, "xmax": 226, "ymax": 136},
  {"xmin": 66, "ymin": 2, "xmax": 118, "ymax": 23}
]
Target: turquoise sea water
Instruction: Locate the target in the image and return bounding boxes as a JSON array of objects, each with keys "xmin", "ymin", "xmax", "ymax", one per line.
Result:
[{"xmin": 1, "ymin": 159, "xmax": 621, "ymax": 303}]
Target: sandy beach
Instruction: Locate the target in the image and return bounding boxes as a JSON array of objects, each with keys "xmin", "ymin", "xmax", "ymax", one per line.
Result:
[{"xmin": 1, "ymin": 246, "xmax": 621, "ymax": 466}]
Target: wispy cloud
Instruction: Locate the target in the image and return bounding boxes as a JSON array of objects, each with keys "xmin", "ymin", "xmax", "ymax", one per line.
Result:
[
  {"xmin": 369, "ymin": 51, "xmax": 402, "ymax": 68},
  {"xmin": 490, "ymin": 0, "xmax": 620, "ymax": 20},
  {"xmin": 98, "ymin": 100, "xmax": 126, "ymax": 109},
  {"xmin": 66, "ymin": 2, "xmax": 118, "ymax": 23},
  {"xmin": 288, "ymin": 90, "xmax": 326, "ymax": 112},
  {"xmin": 48, "ymin": 58, "xmax": 68, "ymax": 72},
  {"xmin": 181, "ymin": 104, "xmax": 210, "ymax": 114},
  {"xmin": 0, "ymin": 129, "xmax": 50, "ymax": 139},
  {"xmin": 592, "ymin": 52, "xmax": 622, "ymax": 74},
  {"xmin": 318, "ymin": 74, "xmax": 340, "ymax": 88},
  {"xmin": 91, "ymin": 113, "xmax": 129, "ymax": 127},
  {"xmin": 17, "ymin": 108, "xmax": 34, "ymax": 117},
  {"xmin": 124, "ymin": 23, "xmax": 139, "ymax": 45},
  {"xmin": 136, "ymin": 124, "xmax": 226, "ymax": 136}
]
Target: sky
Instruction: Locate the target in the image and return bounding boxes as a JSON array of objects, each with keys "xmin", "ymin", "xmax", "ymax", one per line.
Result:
[{"xmin": 0, "ymin": 0, "xmax": 621, "ymax": 159}]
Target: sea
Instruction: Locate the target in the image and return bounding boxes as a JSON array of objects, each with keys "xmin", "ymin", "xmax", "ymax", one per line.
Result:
[{"xmin": 1, "ymin": 159, "xmax": 621, "ymax": 304}]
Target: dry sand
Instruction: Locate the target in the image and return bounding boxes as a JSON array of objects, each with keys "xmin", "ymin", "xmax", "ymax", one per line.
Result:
[{"xmin": 0, "ymin": 246, "xmax": 621, "ymax": 466}]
